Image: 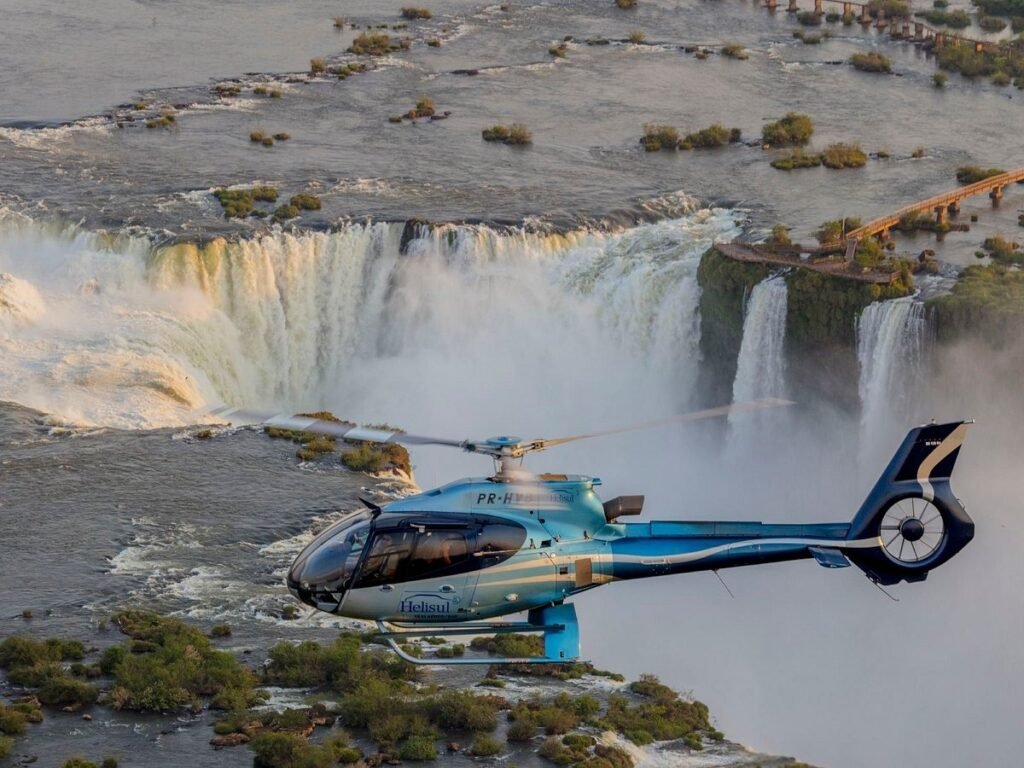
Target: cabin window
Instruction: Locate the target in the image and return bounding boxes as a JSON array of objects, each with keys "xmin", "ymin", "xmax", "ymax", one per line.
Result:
[
  {"xmin": 354, "ymin": 530, "xmax": 415, "ymax": 588},
  {"xmin": 475, "ymin": 522, "xmax": 527, "ymax": 556},
  {"xmin": 404, "ymin": 530, "xmax": 472, "ymax": 579}
]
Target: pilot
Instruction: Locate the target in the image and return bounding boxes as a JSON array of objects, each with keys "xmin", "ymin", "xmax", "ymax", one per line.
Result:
[{"xmin": 439, "ymin": 534, "xmax": 464, "ymax": 566}]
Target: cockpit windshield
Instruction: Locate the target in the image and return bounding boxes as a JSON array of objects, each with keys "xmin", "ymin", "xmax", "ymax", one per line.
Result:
[{"xmin": 287, "ymin": 511, "xmax": 372, "ymax": 609}]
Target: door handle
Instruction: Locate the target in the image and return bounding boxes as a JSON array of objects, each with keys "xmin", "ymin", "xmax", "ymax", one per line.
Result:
[
  {"xmin": 380, "ymin": 584, "xmax": 394, "ymax": 592},
  {"xmin": 439, "ymin": 584, "xmax": 455, "ymax": 593}
]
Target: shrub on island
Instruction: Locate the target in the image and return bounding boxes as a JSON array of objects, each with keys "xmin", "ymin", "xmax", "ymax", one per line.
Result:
[
  {"xmin": 849, "ymin": 52, "xmax": 892, "ymax": 73},
  {"xmin": 761, "ymin": 112, "xmax": 813, "ymax": 147}
]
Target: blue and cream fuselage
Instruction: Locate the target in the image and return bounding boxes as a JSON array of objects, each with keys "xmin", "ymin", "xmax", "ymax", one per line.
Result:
[{"xmin": 289, "ymin": 474, "xmax": 864, "ymax": 624}]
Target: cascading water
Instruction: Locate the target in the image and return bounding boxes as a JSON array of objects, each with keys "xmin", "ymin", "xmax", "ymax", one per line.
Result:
[
  {"xmin": 0, "ymin": 207, "xmax": 737, "ymax": 434},
  {"xmin": 856, "ymin": 298, "xmax": 928, "ymax": 465},
  {"xmin": 726, "ymin": 274, "xmax": 789, "ymax": 453}
]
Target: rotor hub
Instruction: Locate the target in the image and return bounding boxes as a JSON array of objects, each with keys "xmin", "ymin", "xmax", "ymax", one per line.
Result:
[{"xmin": 899, "ymin": 517, "xmax": 926, "ymax": 542}]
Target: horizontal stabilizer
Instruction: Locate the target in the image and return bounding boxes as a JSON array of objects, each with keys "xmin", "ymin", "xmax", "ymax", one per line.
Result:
[{"xmin": 809, "ymin": 546, "xmax": 850, "ymax": 569}]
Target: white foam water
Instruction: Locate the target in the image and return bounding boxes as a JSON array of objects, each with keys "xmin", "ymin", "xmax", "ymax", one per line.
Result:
[{"xmin": 0, "ymin": 208, "xmax": 738, "ymax": 431}]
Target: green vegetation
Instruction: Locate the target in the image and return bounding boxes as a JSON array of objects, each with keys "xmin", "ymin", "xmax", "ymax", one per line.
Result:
[
  {"xmin": 469, "ymin": 734, "xmax": 503, "ymax": 756},
  {"xmin": 826, "ymin": 11, "xmax": 841, "ymax": 22},
  {"xmin": 721, "ymin": 42, "xmax": 748, "ymax": 59},
  {"xmin": 144, "ymin": 113, "xmax": 176, "ymax": 129},
  {"xmin": 821, "ymin": 142, "xmax": 868, "ymax": 168},
  {"xmin": 977, "ymin": 235, "xmax": 1024, "ymax": 265},
  {"xmin": 815, "ymin": 217, "xmax": 862, "ymax": 244},
  {"xmin": 769, "ymin": 224, "xmax": 792, "ymax": 246},
  {"xmin": 406, "ymin": 97, "xmax": 436, "ymax": 118},
  {"xmin": 341, "ymin": 442, "xmax": 412, "ymax": 474},
  {"xmin": 427, "ymin": 38, "xmax": 441, "ymax": 47},
  {"xmin": 401, "ymin": 7, "xmax": 433, "ymax": 19},
  {"xmin": 678, "ymin": 124, "xmax": 741, "ymax": 149},
  {"xmin": 481, "ymin": 123, "xmax": 533, "ymax": 145},
  {"xmin": 210, "ymin": 624, "xmax": 232, "ymax": 638},
  {"xmin": 103, "ymin": 610, "xmax": 257, "ymax": 712},
  {"xmin": 973, "ymin": 0, "xmax": 1024, "ymax": 15},
  {"xmin": 0, "ymin": 636, "xmax": 99, "ymax": 710},
  {"xmin": 956, "ymin": 165, "xmax": 1005, "ymax": 183},
  {"xmin": 794, "ymin": 30, "xmax": 826, "ymax": 43},
  {"xmin": 796, "ymin": 11, "xmax": 823, "ymax": 26},
  {"xmin": 934, "ymin": 44, "xmax": 1024, "ymax": 82},
  {"xmin": 849, "ymin": 51, "xmax": 892, "ymax": 73},
  {"xmin": 616, "ymin": 0, "xmax": 638, "ymax": 7},
  {"xmin": 912, "ymin": 146, "xmax": 926, "ymax": 158},
  {"xmin": 628, "ymin": 30, "xmax": 646, "ymax": 44},
  {"xmin": 0, "ymin": 737, "xmax": 13, "ymax": 760},
  {"xmin": 549, "ymin": 42, "xmax": 568, "ymax": 57},
  {"xmin": 332, "ymin": 62, "xmax": 369, "ymax": 80},
  {"xmin": 272, "ymin": 132, "xmax": 291, "ymax": 141},
  {"xmin": 213, "ymin": 187, "xmax": 278, "ymax": 218},
  {"xmin": 842, "ymin": 11, "xmax": 857, "ymax": 24},
  {"xmin": 771, "ymin": 148, "xmax": 822, "ymax": 170},
  {"xmin": 309, "ymin": 57, "xmax": 327, "ymax": 74},
  {"xmin": 761, "ymin": 112, "xmax": 813, "ymax": 147},
  {"xmin": 897, "ymin": 210, "xmax": 950, "ymax": 234},
  {"xmin": 979, "ymin": 15, "xmax": 1009, "ymax": 31},
  {"xmin": 273, "ymin": 204, "xmax": 300, "ymax": 221},
  {"xmin": 916, "ymin": 8, "xmax": 972, "ymax": 27},
  {"xmin": 867, "ymin": 0, "xmax": 911, "ymax": 16},
  {"xmin": 933, "ymin": 70, "xmax": 948, "ymax": 87},
  {"xmin": 641, "ymin": 123, "xmax": 680, "ymax": 151},
  {"xmin": 930, "ymin": 265, "xmax": 1024, "ymax": 342},
  {"xmin": 289, "ymin": 193, "xmax": 322, "ymax": 211},
  {"xmin": 599, "ymin": 674, "xmax": 712, "ymax": 744},
  {"xmin": 349, "ymin": 32, "xmax": 393, "ymax": 55}
]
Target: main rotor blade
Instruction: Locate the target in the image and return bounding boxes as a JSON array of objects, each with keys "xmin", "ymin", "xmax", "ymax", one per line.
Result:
[
  {"xmin": 531, "ymin": 398, "xmax": 795, "ymax": 451},
  {"xmin": 205, "ymin": 406, "xmax": 467, "ymax": 449}
]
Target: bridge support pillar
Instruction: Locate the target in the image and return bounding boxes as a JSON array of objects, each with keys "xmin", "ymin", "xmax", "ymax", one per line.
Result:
[
  {"xmin": 975, "ymin": 41, "xmax": 985, "ymax": 53},
  {"xmin": 952, "ymin": 35, "xmax": 961, "ymax": 48},
  {"xmin": 876, "ymin": 9, "xmax": 887, "ymax": 29},
  {"xmin": 902, "ymin": 18, "xmax": 911, "ymax": 37},
  {"xmin": 915, "ymin": 23, "xmax": 924, "ymax": 41},
  {"xmin": 787, "ymin": 0, "xmax": 798, "ymax": 11},
  {"xmin": 878, "ymin": 228, "xmax": 891, "ymax": 242},
  {"xmin": 947, "ymin": 201, "xmax": 960, "ymax": 217},
  {"xmin": 991, "ymin": 186, "xmax": 1004, "ymax": 206},
  {"xmin": 765, "ymin": 0, "xmax": 778, "ymax": 10},
  {"xmin": 935, "ymin": 32, "xmax": 945, "ymax": 49},
  {"xmin": 843, "ymin": 1, "xmax": 852, "ymax": 15},
  {"xmin": 860, "ymin": 6, "xmax": 871, "ymax": 23},
  {"xmin": 814, "ymin": 0, "xmax": 823, "ymax": 14},
  {"xmin": 934, "ymin": 206, "xmax": 948, "ymax": 226}
]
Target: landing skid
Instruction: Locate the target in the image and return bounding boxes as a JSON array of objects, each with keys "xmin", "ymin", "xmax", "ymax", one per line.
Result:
[{"xmin": 375, "ymin": 603, "xmax": 581, "ymax": 665}]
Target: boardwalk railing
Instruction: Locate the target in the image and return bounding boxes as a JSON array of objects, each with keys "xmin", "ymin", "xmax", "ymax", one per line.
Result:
[{"xmin": 844, "ymin": 167, "xmax": 1024, "ymax": 244}]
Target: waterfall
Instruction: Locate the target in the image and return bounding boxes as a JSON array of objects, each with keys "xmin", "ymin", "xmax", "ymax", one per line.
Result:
[
  {"xmin": 730, "ymin": 275, "xmax": 789, "ymax": 406},
  {"xmin": 724, "ymin": 275, "xmax": 788, "ymax": 455},
  {"xmin": 857, "ymin": 298, "xmax": 928, "ymax": 463},
  {"xmin": 0, "ymin": 209, "xmax": 737, "ymax": 430}
]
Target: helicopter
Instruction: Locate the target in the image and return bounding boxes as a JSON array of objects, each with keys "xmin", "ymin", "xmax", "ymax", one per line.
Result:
[{"xmin": 211, "ymin": 401, "xmax": 975, "ymax": 665}]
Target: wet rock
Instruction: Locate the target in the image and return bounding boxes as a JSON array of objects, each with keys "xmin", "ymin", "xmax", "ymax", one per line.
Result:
[
  {"xmin": 452, "ymin": 68, "xmax": 479, "ymax": 75},
  {"xmin": 400, "ymin": 218, "xmax": 433, "ymax": 254},
  {"xmin": 446, "ymin": 742, "xmax": 462, "ymax": 752},
  {"xmin": 60, "ymin": 703, "xmax": 82, "ymax": 713},
  {"xmin": 82, "ymin": 713, "xmax": 93, "ymax": 721},
  {"xmin": 210, "ymin": 733, "xmax": 250, "ymax": 748}
]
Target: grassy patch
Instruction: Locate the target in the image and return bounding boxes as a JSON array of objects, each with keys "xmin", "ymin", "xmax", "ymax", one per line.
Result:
[
  {"xmin": 401, "ymin": 7, "xmax": 433, "ymax": 19},
  {"xmin": 470, "ymin": 734, "xmax": 503, "ymax": 756},
  {"xmin": 289, "ymin": 193, "xmax": 322, "ymax": 211},
  {"xmin": 616, "ymin": 0, "xmax": 638, "ymax": 7},
  {"xmin": 849, "ymin": 51, "xmax": 891, "ymax": 73},
  {"xmin": 721, "ymin": 42, "xmax": 748, "ymax": 59},
  {"xmin": 796, "ymin": 10, "xmax": 823, "ymax": 26},
  {"xmin": 821, "ymin": 142, "xmax": 867, "ymax": 168},
  {"xmin": 549, "ymin": 42, "xmax": 568, "ymax": 57},
  {"xmin": 929, "ymin": 265, "xmax": 1024, "ymax": 342},
  {"xmin": 979, "ymin": 15, "xmax": 1008, "ymax": 31},
  {"xmin": 349, "ymin": 32, "xmax": 393, "ymax": 55},
  {"xmin": 916, "ymin": 8, "xmax": 972, "ymax": 27},
  {"xmin": 310, "ymin": 57, "xmax": 327, "ymax": 74},
  {"xmin": 213, "ymin": 187, "xmax": 278, "ymax": 218},
  {"xmin": 956, "ymin": 165, "xmax": 1005, "ymax": 184},
  {"xmin": 678, "ymin": 124, "xmax": 741, "ymax": 149},
  {"xmin": 868, "ymin": 0, "xmax": 911, "ymax": 16},
  {"xmin": 770, "ymin": 148, "xmax": 822, "ymax": 170},
  {"xmin": 978, "ymin": 235, "xmax": 1024, "ymax": 265},
  {"xmin": 640, "ymin": 123, "xmax": 679, "ymax": 152},
  {"xmin": 628, "ymin": 30, "xmax": 646, "ymax": 44},
  {"xmin": 761, "ymin": 112, "xmax": 813, "ymax": 147},
  {"xmin": 481, "ymin": 123, "xmax": 533, "ymax": 145}
]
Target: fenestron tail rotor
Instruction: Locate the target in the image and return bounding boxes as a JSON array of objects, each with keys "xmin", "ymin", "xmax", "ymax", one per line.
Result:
[
  {"xmin": 879, "ymin": 497, "xmax": 946, "ymax": 564},
  {"xmin": 206, "ymin": 398, "xmax": 794, "ymax": 479}
]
